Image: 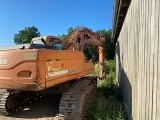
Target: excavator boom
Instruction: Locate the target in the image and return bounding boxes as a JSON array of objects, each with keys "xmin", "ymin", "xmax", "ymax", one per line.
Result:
[{"xmin": 64, "ymin": 28, "xmax": 106, "ymax": 78}]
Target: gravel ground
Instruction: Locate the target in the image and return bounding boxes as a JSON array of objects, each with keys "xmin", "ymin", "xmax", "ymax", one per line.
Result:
[{"xmin": 0, "ymin": 94, "xmax": 61, "ymax": 120}]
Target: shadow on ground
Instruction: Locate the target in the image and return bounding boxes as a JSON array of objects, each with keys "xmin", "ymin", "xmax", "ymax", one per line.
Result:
[{"xmin": 3, "ymin": 93, "xmax": 61, "ymax": 119}]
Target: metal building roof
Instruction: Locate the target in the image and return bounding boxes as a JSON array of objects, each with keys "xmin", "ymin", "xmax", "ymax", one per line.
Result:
[{"xmin": 112, "ymin": 0, "xmax": 131, "ymax": 42}]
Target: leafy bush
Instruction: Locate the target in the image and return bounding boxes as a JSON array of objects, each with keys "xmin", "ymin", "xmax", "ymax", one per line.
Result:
[
  {"xmin": 85, "ymin": 60, "xmax": 127, "ymax": 120},
  {"xmin": 92, "ymin": 63, "xmax": 100, "ymax": 76},
  {"xmin": 105, "ymin": 59, "xmax": 116, "ymax": 74},
  {"xmin": 85, "ymin": 99, "xmax": 127, "ymax": 120}
]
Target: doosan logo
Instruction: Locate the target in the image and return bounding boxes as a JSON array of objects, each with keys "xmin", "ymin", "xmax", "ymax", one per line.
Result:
[{"xmin": 0, "ymin": 59, "xmax": 8, "ymax": 65}]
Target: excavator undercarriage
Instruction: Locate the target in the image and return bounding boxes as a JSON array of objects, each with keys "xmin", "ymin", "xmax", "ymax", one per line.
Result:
[
  {"xmin": 0, "ymin": 76, "xmax": 96, "ymax": 119},
  {"xmin": 0, "ymin": 89, "xmax": 40, "ymax": 115},
  {"xmin": 59, "ymin": 76, "xmax": 96, "ymax": 120}
]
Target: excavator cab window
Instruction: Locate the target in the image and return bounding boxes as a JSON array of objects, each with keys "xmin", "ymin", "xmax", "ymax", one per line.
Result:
[
  {"xmin": 32, "ymin": 39, "xmax": 44, "ymax": 44},
  {"xmin": 49, "ymin": 38, "xmax": 64, "ymax": 50}
]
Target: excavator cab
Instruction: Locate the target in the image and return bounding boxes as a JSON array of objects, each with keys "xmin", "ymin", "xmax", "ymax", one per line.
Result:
[
  {"xmin": 49, "ymin": 38, "xmax": 64, "ymax": 50},
  {"xmin": 31, "ymin": 36, "xmax": 65, "ymax": 50}
]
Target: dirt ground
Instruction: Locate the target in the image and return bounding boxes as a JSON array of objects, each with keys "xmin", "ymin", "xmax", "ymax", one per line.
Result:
[{"xmin": 0, "ymin": 94, "xmax": 61, "ymax": 120}]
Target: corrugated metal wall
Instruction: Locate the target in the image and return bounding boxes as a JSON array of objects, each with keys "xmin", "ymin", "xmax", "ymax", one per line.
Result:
[{"xmin": 115, "ymin": 0, "xmax": 160, "ymax": 119}]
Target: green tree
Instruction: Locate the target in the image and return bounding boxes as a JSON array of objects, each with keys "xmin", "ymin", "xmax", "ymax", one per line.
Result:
[
  {"xmin": 83, "ymin": 44, "xmax": 98, "ymax": 62},
  {"xmin": 58, "ymin": 27, "xmax": 74, "ymax": 40},
  {"xmin": 58, "ymin": 34, "xmax": 68, "ymax": 40},
  {"xmin": 14, "ymin": 26, "xmax": 41, "ymax": 44},
  {"xmin": 100, "ymin": 29, "xmax": 115, "ymax": 60},
  {"xmin": 67, "ymin": 27, "xmax": 74, "ymax": 37},
  {"xmin": 84, "ymin": 29, "xmax": 115, "ymax": 61}
]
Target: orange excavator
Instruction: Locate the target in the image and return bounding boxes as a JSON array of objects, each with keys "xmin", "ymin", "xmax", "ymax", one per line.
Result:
[{"xmin": 0, "ymin": 28, "xmax": 105, "ymax": 119}]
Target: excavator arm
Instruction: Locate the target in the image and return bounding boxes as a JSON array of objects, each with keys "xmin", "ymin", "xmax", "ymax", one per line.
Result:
[{"xmin": 64, "ymin": 28, "xmax": 106, "ymax": 79}]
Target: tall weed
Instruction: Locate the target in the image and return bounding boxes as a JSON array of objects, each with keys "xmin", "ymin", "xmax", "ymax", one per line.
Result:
[{"xmin": 85, "ymin": 60, "xmax": 127, "ymax": 120}]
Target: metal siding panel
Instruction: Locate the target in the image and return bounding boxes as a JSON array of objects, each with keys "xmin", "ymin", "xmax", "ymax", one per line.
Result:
[
  {"xmin": 115, "ymin": 0, "xmax": 160, "ymax": 119},
  {"xmin": 156, "ymin": 1, "xmax": 160, "ymax": 119},
  {"xmin": 152, "ymin": 0, "xmax": 158, "ymax": 119},
  {"xmin": 145, "ymin": 1, "xmax": 150, "ymax": 119}
]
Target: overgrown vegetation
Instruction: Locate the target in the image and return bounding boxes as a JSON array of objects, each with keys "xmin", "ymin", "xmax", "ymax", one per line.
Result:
[{"xmin": 85, "ymin": 60, "xmax": 128, "ymax": 120}]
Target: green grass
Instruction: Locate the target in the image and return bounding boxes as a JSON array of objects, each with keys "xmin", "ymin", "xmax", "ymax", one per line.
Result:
[{"xmin": 85, "ymin": 60, "xmax": 127, "ymax": 120}]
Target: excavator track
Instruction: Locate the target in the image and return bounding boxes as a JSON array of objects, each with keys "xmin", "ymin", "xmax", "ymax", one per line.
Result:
[
  {"xmin": 59, "ymin": 76, "xmax": 97, "ymax": 120},
  {"xmin": 0, "ymin": 89, "xmax": 10, "ymax": 115},
  {"xmin": 0, "ymin": 89, "xmax": 44, "ymax": 115}
]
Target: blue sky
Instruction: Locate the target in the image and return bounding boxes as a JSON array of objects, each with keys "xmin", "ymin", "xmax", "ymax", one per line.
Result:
[{"xmin": 0, "ymin": 0, "xmax": 113, "ymax": 46}]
